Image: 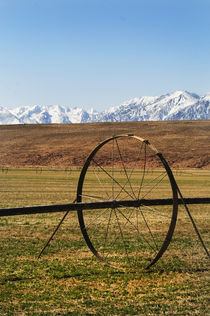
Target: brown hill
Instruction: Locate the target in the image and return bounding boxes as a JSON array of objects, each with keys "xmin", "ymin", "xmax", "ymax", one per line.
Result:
[{"xmin": 0, "ymin": 120, "xmax": 209, "ymax": 169}]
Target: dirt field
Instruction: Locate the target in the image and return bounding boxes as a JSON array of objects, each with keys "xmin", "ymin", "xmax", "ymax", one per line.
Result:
[{"xmin": 0, "ymin": 120, "xmax": 209, "ymax": 169}]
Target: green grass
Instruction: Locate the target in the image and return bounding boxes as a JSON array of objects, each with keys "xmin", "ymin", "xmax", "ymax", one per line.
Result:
[{"xmin": 0, "ymin": 168, "xmax": 209, "ymax": 315}]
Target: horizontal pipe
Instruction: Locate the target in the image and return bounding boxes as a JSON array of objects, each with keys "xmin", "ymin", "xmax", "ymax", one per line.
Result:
[{"xmin": 0, "ymin": 197, "xmax": 210, "ymax": 217}]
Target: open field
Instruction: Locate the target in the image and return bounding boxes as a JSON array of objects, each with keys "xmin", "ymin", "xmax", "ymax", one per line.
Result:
[
  {"xmin": 0, "ymin": 166, "xmax": 209, "ymax": 315},
  {"xmin": 0, "ymin": 120, "xmax": 210, "ymax": 169},
  {"xmin": 0, "ymin": 122, "xmax": 209, "ymax": 314}
]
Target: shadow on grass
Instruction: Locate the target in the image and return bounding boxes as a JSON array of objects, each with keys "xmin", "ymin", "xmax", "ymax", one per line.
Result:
[
  {"xmin": 53, "ymin": 269, "xmax": 126, "ymax": 280},
  {"xmin": 0, "ymin": 276, "xmax": 34, "ymax": 284}
]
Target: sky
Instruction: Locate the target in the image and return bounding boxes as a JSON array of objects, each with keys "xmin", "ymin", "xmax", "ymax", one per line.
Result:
[{"xmin": 0, "ymin": 0, "xmax": 210, "ymax": 111}]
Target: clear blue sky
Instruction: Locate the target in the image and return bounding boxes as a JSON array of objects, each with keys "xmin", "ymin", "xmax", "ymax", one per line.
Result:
[{"xmin": 0, "ymin": 0, "xmax": 210, "ymax": 111}]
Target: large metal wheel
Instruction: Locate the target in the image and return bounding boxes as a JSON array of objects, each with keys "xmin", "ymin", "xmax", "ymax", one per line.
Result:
[{"xmin": 77, "ymin": 134, "xmax": 178, "ymax": 269}]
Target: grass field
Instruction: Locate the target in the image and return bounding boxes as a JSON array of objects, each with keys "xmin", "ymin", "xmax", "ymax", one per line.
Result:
[{"xmin": 0, "ymin": 167, "xmax": 209, "ymax": 315}]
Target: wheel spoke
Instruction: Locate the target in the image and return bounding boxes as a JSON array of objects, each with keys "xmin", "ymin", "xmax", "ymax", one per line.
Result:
[
  {"xmin": 81, "ymin": 208, "xmax": 111, "ymax": 232},
  {"xmin": 138, "ymin": 208, "xmax": 158, "ymax": 250},
  {"xmin": 114, "ymin": 209, "xmax": 130, "ymax": 263},
  {"xmin": 137, "ymin": 142, "xmax": 147, "ymax": 199},
  {"xmin": 115, "ymin": 139, "xmax": 136, "ymax": 199},
  {"xmin": 141, "ymin": 172, "xmax": 168, "ymax": 199},
  {"xmin": 112, "ymin": 139, "xmax": 115, "ymax": 199},
  {"xmin": 92, "ymin": 158, "xmax": 134, "ymax": 200},
  {"xmin": 102, "ymin": 209, "xmax": 113, "ymax": 255},
  {"xmin": 79, "ymin": 193, "xmax": 110, "ymax": 202},
  {"xmin": 94, "ymin": 166, "xmax": 111, "ymax": 200},
  {"xmin": 138, "ymin": 205, "xmax": 172, "ymax": 219},
  {"xmin": 103, "ymin": 207, "xmax": 139, "ymax": 261},
  {"xmin": 116, "ymin": 207, "xmax": 157, "ymax": 252}
]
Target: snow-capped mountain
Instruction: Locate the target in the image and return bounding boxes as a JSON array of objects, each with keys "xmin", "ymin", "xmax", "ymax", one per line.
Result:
[
  {"xmin": 0, "ymin": 106, "xmax": 20, "ymax": 124},
  {"xmin": 0, "ymin": 91, "xmax": 209, "ymax": 125},
  {"xmin": 99, "ymin": 91, "xmax": 203, "ymax": 122},
  {"xmin": 10, "ymin": 104, "xmax": 99, "ymax": 124}
]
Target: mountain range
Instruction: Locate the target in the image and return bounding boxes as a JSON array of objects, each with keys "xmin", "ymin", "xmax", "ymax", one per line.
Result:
[{"xmin": 0, "ymin": 91, "xmax": 209, "ymax": 125}]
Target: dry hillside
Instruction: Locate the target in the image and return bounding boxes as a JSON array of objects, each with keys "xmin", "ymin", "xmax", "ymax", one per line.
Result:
[{"xmin": 0, "ymin": 120, "xmax": 209, "ymax": 169}]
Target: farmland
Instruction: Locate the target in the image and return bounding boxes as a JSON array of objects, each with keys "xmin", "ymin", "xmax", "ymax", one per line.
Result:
[
  {"xmin": 0, "ymin": 120, "xmax": 210, "ymax": 169},
  {"xmin": 0, "ymin": 121, "xmax": 209, "ymax": 315}
]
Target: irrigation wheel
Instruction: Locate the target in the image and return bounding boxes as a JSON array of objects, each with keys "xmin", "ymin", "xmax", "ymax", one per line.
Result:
[{"xmin": 77, "ymin": 134, "xmax": 178, "ymax": 269}]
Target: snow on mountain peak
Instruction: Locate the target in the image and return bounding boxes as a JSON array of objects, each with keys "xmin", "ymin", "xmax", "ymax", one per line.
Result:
[
  {"xmin": 201, "ymin": 92, "xmax": 210, "ymax": 102},
  {"xmin": 0, "ymin": 106, "xmax": 19, "ymax": 124},
  {"xmin": 0, "ymin": 90, "xmax": 209, "ymax": 125}
]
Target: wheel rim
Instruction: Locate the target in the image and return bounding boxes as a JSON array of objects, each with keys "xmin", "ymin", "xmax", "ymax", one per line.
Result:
[{"xmin": 77, "ymin": 134, "xmax": 178, "ymax": 269}]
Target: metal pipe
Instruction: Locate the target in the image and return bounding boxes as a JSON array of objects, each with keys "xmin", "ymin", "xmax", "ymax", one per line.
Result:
[{"xmin": 0, "ymin": 197, "xmax": 210, "ymax": 217}]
